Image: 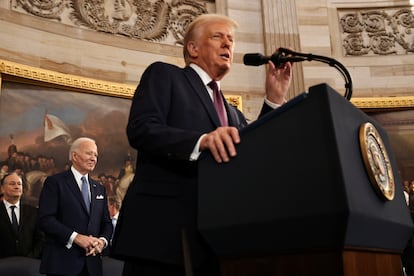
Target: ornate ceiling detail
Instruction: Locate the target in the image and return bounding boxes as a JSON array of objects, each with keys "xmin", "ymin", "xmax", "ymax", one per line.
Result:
[
  {"xmin": 12, "ymin": 0, "xmax": 209, "ymax": 45},
  {"xmin": 338, "ymin": 7, "xmax": 414, "ymax": 56}
]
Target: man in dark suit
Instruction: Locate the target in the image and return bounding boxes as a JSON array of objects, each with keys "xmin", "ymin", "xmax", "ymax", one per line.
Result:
[
  {"xmin": 0, "ymin": 173, "xmax": 44, "ymax": 258},
  {"xmin": 38, "ymin": 137, "xmax": 113, "ymax": 276},
  {"xmin": 111, "ymin": 13, "xmax": 293, "ymax": 276}
]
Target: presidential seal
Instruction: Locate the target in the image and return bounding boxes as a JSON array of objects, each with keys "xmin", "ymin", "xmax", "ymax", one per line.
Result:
[{"xmin": 359, "ymin": 122, "xmax": 395, "ymax": 201}]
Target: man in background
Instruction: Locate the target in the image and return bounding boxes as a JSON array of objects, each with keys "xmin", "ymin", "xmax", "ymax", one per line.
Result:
[
  {"xmin": 38, "ymin": 137, "xmax": 113, "ymax": 276},
  {"xmin": 0, "ymin": 172, "xmax": 44, "ymax": 258},
  {"xmin": 107, "ymin": 195, "xmax": 121, "ymax": 246}
]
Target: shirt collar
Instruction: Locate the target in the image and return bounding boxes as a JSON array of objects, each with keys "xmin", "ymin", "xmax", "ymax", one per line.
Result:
[
  {"xmin": 71, "ymin": 166, "xmax": 88, "ymax": 183},
  {"xmin": 189, "ymin": 63, "xmax": 221, "ymax": 90},
  {"xmin": 112, "ymin": 212, "xmax": 119, "ymax": 220},
  {"xmin": 3, "ymin": 200, "xmax": 20, "ymax": 209}
]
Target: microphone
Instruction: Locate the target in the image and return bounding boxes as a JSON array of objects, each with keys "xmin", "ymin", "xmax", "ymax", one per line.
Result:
[
  {"xmin": 243, "ymin": 52, "xmax": 305, "ymax": 67},
  {"xmin": 243, "ymin": 48, "xmax": 354, "ymax": 100}
]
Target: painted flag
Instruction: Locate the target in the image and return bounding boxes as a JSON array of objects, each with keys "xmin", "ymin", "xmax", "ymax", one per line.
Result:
[{"xmin": 44, "ymin": 113, "xmax": 72, "ymax": 144}]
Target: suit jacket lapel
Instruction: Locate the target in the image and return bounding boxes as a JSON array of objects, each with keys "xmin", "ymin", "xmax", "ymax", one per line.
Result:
[
  {"xmin": 89, "ymin": 178, "xmax": 98, "ymax": 214},
  {"xmin": 222, "ymin": 97, "xmax": 237, "ymax": 126},
  {"xmin": 0, "ymin": 201, "xmax": 15, "ymax": 234},
  {"xmin": 0, "ymin": 201, "xmax": 18, "ymax": 236},
  {"xmin": 184, "ymin": 66, "xmax": 223, "ymax": 127},
  {"xmin": 19, "ymin": 205, "xmax": 31, "ymax": 232},
  {"xmin": 66, "ymin": 171, "xmax": 90, "ymax": 215},
  {"xmin": 19, "ymin": 205, "xmax": 25, "ymax": 229}
]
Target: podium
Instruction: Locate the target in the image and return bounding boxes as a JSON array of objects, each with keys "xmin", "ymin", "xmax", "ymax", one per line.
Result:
[{"xmin": 198, "ymin": 83, "xmax": 413, "ymax": 276}]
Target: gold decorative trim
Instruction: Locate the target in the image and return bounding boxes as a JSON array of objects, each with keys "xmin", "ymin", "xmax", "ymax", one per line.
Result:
[
  {"xmin": 0, "ymin": 59, "xmax": 135, "ymax": 98},
  {"xmin": 225, "ymin": 95, "xmax": 243, "ymax": 111},
  {"xmin": 351, "ymin": 96, "xmax": 414, "ymax": 111}
]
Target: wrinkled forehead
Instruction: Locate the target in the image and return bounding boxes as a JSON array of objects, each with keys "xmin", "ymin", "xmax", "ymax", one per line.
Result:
[
  {"xmin": 78, "ymin": 141, "xmax": 98, "ymax": 153},
  {"xmin": 3, "ymin": 174, "xmax": 22, "ymax": 185}
]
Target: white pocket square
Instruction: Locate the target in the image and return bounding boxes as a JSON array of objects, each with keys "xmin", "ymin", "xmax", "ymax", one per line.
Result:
[{"xmin": 96, "ymin": 195, "xmax": 104, "ymax": 199}]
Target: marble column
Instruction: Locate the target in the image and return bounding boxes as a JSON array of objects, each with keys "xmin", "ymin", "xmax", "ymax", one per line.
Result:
[{"xmin": 262, "ymin": 0, "xmax": 305, "ymax": 97}]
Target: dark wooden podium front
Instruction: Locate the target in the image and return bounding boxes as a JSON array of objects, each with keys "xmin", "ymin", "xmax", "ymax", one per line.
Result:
[
  {"xmin": 220, "ymin": 250, "xmax": 402, "ymax": 276},
  {"xmin": 198, "ymin": 84, "xmax": 412, "ymax": 276}
]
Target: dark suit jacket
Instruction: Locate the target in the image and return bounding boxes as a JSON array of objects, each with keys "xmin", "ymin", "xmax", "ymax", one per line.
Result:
[
  {"xmin": 0, "ymin": 201, "xmax": 44, "ymax": 258},
  {"xmin": 38, "ymin": 170, "xmax": 113, "ymax": 276},
  {"xmin": 111, "ymin": 62, "xmax": 270, "ymax": 267}
]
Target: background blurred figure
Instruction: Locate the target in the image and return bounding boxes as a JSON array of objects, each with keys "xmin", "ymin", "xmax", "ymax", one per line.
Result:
[
  {"xmin": 107, "ymin": 195, "xmax": 121, "ymax": 247},
  {"xmin": 402, "ymin": 179, "xmax": 414, "ymax": 276},
  {"xmin": 116, "ymin": 160, "xmax": 134, "ymax": 201},
  {"xmin": 0, "ymin": 173, "xmax": 44, "ymax": 258},
  {"xmin": 98, "ymin": 173, "xmax": 112, "ymax": 196},
  {"xmin": 404, "ymin": 180, "xmax": 410, "ymax": 206},
  {"xmin": 0, "ymin": 163, "xmax": 8, "ymax": 182},
  {"xmin": 102, "ymin": 195, "xmax": 121, "ymax": 258}
]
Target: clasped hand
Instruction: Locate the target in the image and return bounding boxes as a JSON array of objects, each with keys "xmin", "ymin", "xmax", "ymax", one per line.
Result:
[{"xmin": 75, "ymin": 234, "xmax": 105, "ymax": 256}]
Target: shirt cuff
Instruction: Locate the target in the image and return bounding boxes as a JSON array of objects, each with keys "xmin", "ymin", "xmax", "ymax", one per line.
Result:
[
  {"xmin": 66, "ymin": 232, "xmax": 77, "ymax": 249},
  {"xmin": 100, "ymin": 237, "xmax": 108, "ymax": 248},
  {"xmin": 190, "ymin": 134, "xmax": 207, "ymax": 161},
  {"xmin": 264, "ymin": 97, "xmax": 285, "ymax": 109}
]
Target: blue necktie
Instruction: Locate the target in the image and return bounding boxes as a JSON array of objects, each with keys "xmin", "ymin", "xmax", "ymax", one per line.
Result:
[
  {"xmin": 81, "ymin": 176, "xmax": 90, "ymax": 213},
  {"xmin": 10, "ymin": 205, "xmax": 18, "ymax": 232}
]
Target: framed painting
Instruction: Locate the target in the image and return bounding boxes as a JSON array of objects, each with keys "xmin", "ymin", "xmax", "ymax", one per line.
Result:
[
  {"xmin": 352, "ymin": 96, "xmax": 414, "ymax": 190},
  {"xmin": 0, "ymin": 59, "xmax": 136, "ymax": 207}
]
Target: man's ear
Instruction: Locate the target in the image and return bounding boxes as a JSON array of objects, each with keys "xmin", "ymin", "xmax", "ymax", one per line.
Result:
[{"xmin": 187, "ymin": 41, "xmax": 198, "ymax": 58}]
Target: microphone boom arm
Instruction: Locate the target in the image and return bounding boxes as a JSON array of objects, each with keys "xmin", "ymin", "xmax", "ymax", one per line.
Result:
[{"xmin": 278, "ymin": 48, "xmax": 353, "ymax": 100}]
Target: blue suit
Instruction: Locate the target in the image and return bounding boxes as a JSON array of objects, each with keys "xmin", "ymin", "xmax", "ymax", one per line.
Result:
[
  {"xmin": 111, "ymin": 62, "xmax": 269, "ymax": 268},
  {"xmin": 38, "ymin": 170, "xmax": 112, "ymax": 276}
]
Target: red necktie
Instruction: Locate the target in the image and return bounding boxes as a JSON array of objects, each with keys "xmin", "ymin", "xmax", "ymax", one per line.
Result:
[{"xmin": 208, "ymin": 81, "xmax": 228, "ymax": 126}]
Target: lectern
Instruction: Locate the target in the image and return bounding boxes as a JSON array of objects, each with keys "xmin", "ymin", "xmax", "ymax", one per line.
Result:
[{"xmin": 198, "ymin": 83, "xmax": 413, "ymax": 276}]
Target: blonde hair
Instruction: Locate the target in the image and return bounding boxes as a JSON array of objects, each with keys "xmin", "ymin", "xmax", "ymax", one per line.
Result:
[{"xmin": 183, "ymin": 13, "xmax": 239, "ymax": 65}]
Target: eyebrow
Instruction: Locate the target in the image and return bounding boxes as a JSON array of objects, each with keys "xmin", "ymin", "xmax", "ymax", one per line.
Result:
[{"xmin": 6, "ymin": 181, "xmax": 22, "ymax": 185}]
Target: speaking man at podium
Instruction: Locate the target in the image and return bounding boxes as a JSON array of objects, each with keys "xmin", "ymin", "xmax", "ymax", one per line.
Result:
[{"xmin": 111, "ymin": 13, "xmax": 293, "ymax": 276}]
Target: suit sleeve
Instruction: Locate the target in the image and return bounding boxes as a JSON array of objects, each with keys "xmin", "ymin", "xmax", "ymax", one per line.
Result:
[
  {"xmin": 28, "ymin": 207, "xmax": 45, "ymax": 258},
  {"xmin": 126, "ymin": 62, "xmax": 203, "ymax": 160},
  {"xmin": 97, "ymin": 182, "xmax": 113, "ymax": 244},
  {"xmin": 38, "ymin": 176, "xmax": 75, "ymax": 245},
  {"xmin": 258, "ymin": 102, "xmax": 275, "ymax": 118}
]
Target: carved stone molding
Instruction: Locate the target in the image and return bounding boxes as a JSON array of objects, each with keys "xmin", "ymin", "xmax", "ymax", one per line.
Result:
[
  {"xmin": 338, "ymin": 6, "xmax": 414, "ymax": 56},
  {"xmin": 12, "ymin": 0, "xmax": 211, "ymax": 45}
]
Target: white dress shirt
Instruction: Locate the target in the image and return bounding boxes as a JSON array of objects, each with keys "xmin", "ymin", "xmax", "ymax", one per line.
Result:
[{"xmin": 3, "ymin": 200, "xmax": 20, "ymax": 224}]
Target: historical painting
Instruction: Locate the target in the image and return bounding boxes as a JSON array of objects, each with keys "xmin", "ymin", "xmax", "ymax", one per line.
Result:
[{"xmin": 0, "ymin": 81, "xmax": 137, "ymax": 207}]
